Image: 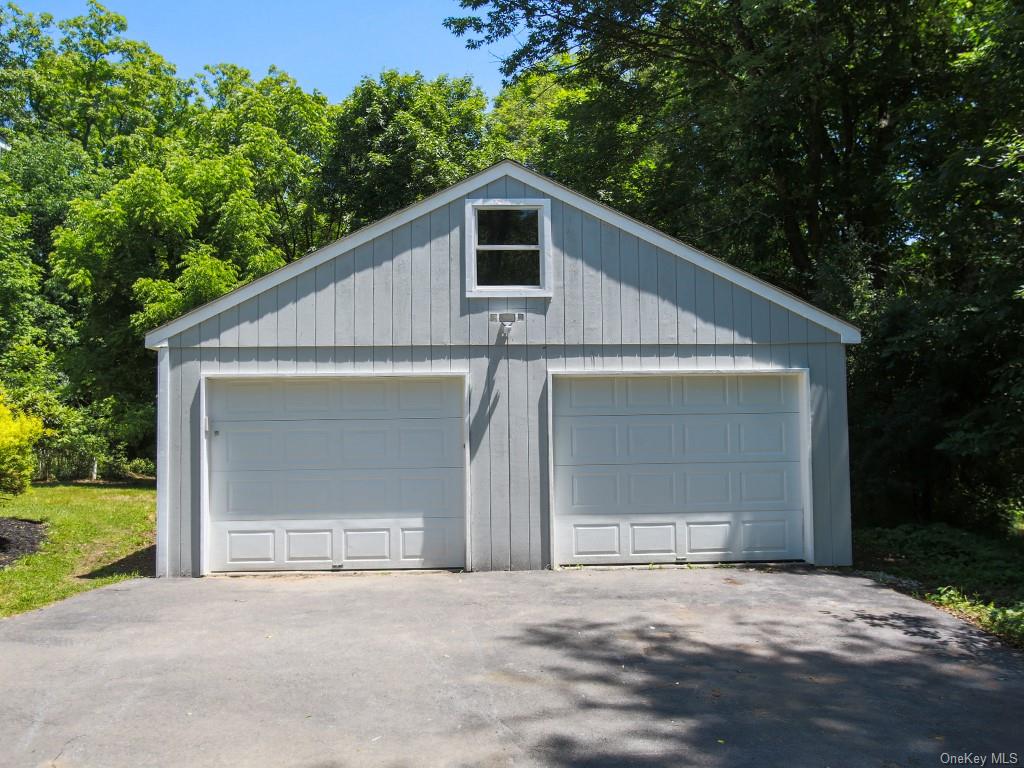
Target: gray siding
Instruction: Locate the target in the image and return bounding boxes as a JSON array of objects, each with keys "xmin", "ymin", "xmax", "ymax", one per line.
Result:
[
  {"xmin": 174, "ymin": 176, "xmax": 841, "ymax": 353},
  {"xmin": 162, "ymin": 342, "xmax": 851, "ymax": 575},
  {"xmin": 161, "ymin": 175, "xmax": 852, "ymax": 575}
]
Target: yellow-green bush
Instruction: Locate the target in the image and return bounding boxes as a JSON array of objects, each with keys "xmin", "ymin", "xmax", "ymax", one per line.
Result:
[{"xmin": 0, "ymin": 388, "xmax": 43, "ymax": 496}]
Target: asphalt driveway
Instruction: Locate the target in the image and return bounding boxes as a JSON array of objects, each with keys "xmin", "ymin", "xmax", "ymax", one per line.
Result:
[{"xmin": 1, "ymin": 567, "xmax": 1021, "ymax": 768}]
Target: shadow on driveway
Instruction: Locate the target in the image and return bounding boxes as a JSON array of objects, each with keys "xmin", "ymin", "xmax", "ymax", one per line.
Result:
[
  {"xmin": 487, "ymin": 597, "xmax": 1021, "ymax": 765},
  {"xmin": 1, "ymin": 567, "xmax": 1021, "ymax": 767}
]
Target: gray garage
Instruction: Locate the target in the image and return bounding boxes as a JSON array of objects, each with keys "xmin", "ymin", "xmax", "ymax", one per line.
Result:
[{"xmin": 145, "ymin": 160, "xmax": 859, "ymax": 576}]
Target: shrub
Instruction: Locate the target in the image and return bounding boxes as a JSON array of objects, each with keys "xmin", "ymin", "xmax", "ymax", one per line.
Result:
[
  {"xmin": 94, "ymin": 452, "xmax": 155, "ymax": 480},
  {"xmin": 0, "ymin": 388, "xmax": 44, "ymax": 496},
  {"xmin": 855, "ymin": 523, "xmax": 1024, "ymax": 647},
  {"xmin": 125, "ymin": 457, "xmax": 155, "ymax": 477}
]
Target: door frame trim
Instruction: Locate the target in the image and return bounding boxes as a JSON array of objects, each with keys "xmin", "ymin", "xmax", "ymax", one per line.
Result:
[
  {"xmin": 546, "ymin": 368, "xmax": 814, "ymax": 568},
  {"xmin": 199, "ymin": 371, "xmax": 471, "ymax": 576}
]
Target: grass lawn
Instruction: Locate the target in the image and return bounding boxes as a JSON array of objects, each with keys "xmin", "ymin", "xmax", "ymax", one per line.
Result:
[
  {"xmin": 0, "ymin": 482, "xmax": 155, "ymax": 618},
  {"xmin": 855, "ymin": 523, "xmax": 1024, "ymax": 648}
]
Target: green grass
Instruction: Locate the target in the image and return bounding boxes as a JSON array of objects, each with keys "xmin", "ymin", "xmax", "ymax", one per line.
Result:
[
  {"xmin": 0, "ymin": 482, "xmax": 155, "ymax": 618},
  {"xmin": 854, "ymin": 523, "xmax": 1024, "ymax": 648}
]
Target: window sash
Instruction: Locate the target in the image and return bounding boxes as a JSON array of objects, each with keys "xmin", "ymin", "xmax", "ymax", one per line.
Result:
[
  {"xmin": 465, "ymin": 198, "xmax": 553, "ymax": 298},
  {"xmin": 475, "ymin": 207, "xmax": 541, "ymax": 247},
  {"xmin": 475, "ymin": 244, "xmax": 541, "ymax": 251}
]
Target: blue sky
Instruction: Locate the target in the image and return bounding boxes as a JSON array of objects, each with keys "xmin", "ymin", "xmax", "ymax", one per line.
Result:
[{"xmin": 16, "ymin": 0, "xmax": 515, "ymax": 103}]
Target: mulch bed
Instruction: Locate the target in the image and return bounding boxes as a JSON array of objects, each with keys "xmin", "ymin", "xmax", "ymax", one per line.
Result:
[{"xmin": 0, "ymin": 517, "xmax": 46, "ymax": 569}]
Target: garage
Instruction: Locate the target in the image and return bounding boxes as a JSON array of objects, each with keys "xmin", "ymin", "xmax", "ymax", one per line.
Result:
[
  {"xmin": 148, "ymin": 161, "xmax": 857, "ymax": 575},
  {"xmin": 205, "ymin": 376, "xmax": 466, "ymax": 572},
  {"xmin": 552, "ymin": 373, "xmax": 810, "ymax": 565}
]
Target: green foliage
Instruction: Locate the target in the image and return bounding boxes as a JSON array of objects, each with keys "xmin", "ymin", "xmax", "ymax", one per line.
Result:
[
  {"xmin": 855, "ymin": 524, "xmax": 1024, "ymax": 646},
  {"xmin": 188, "ymin": 64, "xmax": 334, "ymax": 259},
  {"xmin": 849, "ymin": 1, "xmax": 1024, "ymax": 528},
  {"xmin": 319, "ymin": 70, "xmax": 490, "ymax": 230},
  {"xmin": 124, "ymin": 457, "xmax": 155, "ymax": 476},
  {"xmin": 930, "ymin": 586, "xmax": 1024, "ymax": 648},
  {"xmin": 455, "ymin": 0, "xmax": 1024, "ymax": 530},
  {"xmin": 48, "ymin": 163, "xmax": 197, "ymax": 444},
  {"xmin": 0, "ymin": 386, "xmax": 43, "ymax": 496},
  {"xmin": 0, "ymin": 132, "xmax": 104, "ymax": 258},
  {"xmin": 132, "ymin": 245, "xmax": 239, "ymax": 332},
  {"xmin": 0, "ymin": 483, "xmax": 155, "ymax": 616},
  {"xmin": 0, "ymin": 173, "xmax": 38, "ymax": 352},
  {"xmin": 1, "ymin": 3, "xmax": 494, "ymax": 473},
  {"xmin": 484, "ymin": 58, "xmax": 583, "ymax": 167},
  {"xmin": 10, "ymin": 0, "xmax": 191, "ymax": 153},
  {"xmin": 2, "ymin": 0, "xmax": 1022, "ymax": 537}
]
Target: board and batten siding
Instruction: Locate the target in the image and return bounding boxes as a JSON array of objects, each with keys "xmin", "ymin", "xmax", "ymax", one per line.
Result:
[{"xmin": 163, "ymin": 174, "xmax": 852, "ymax": 575}]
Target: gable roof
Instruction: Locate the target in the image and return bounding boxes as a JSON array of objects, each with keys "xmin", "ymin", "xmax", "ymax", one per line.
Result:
[{"xmin": 145, "ymin": 160, "xmax": 860, "ymax": 348}]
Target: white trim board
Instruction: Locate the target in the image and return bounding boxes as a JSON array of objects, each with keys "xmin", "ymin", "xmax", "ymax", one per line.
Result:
[
  {"xmin": 145, "ymin": 160, "xmax": 861, "ymax": 348},
  {"xmin": 464, "ymin": 198, "xmax": 554, "ymax": 298},
  {"xmin": 155, "ymin": 346, "xmax": 171, "ymax": 577}
]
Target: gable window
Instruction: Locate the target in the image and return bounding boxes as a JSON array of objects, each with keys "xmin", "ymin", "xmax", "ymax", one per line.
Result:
[{"xmin": 465, "ymin": 199, "xmax": 553, "ymax": 297}]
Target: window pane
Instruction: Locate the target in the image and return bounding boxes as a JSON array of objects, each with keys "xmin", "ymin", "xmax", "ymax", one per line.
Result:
[
  {"xmin": 476, "ymin": 249, "xmax": 541, "ymax": 287},
  {"xmin": 477, "ymin": 209, "xmax": 539, "ymax": 245}
]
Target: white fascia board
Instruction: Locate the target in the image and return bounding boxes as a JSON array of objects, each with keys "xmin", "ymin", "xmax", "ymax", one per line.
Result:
[
  {"xmin": 500, "ymin": 165, "xmax": 862, "ymax": 344},
  {"xmin": 145, "ymin": 159, "xmax": 860, "ymax": 348},
  {"xmin": 144, "ymin": 162, "xmax": 516, "ymax": 348}
]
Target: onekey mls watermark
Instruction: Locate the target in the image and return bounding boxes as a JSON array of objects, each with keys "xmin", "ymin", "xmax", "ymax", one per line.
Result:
[{"xmin": 939, "ymin": 754, "xmax": 1018, "ymax": 766}]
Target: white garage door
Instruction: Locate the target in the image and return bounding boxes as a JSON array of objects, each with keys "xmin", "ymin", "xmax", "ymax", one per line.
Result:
[
  {"xmin": 553, "ymin": 374, "xmax": 808, "ymax": 565},
  {"xmin": 206, "ymin": 377, "xmax": 465, "ymax": 572}
]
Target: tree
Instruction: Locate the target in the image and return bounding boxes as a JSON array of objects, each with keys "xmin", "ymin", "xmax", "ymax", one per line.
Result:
[
  {"xmin": 318, "ymin": 70, "xmax": 489, "ymax": 231},
  {"xmin": 1, "ymin": 4, "xmax": 500, "ymax": 476},
  {"xmin": 0, "ymin": 169, "xmax": 72, "ymax": 403},
  {"xmin": 449, "ymin": 0, "xmax": 1024, "ymax": 528},
  {"xmin": 483, "ymin": 57, "xmax": 584, "ymax": 169},
  {"xmin": 20, "ymin": 0, "xmax": 190, "ymax": 155},
  {"xmin": 847, "ymin": 1, "xmax": 1024, "ymax": 527},
  {"xmin": 189, "ymin": 64, "xmax": 335, "ymax": 258}
]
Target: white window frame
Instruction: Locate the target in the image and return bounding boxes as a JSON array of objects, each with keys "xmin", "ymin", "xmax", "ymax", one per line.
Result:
[{"xmin": 464, "ymin": 198, "xmax": 553, "ymax": 298}]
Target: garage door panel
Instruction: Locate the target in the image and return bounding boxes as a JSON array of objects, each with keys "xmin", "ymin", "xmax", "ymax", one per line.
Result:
[
  {"xmin": 212, "ymin": 417, "xmax": 463, "ymax": 471},
  {"xmin": 553, "ymin": 413, "xmax": 801, "ymax": 464},
  {"xmin": 283, "ymin": 380, "xmax": 334, "ymax": 414},
  {"xmin": 627, "ymin": 471, "xmax": 675, "ymax": 506},
  {"xmin": 570, "ymin": 471, "xmax": 621, "ymax": 508},
  {"xmin": 209, "ymin": 517, "xmax": 464, "ymax": 570},
  {"xmin": 685, "ymin": 521, "xmax": 734, "ymax": 554},
  {"xmin": 212, "ymin": 467, "xmax": 463, "ymax": 520},
  {"xmin": 286, "ymin": 529, "xmax": 333, "ymax": 562},
  {"xmin": 555, "ymin": 462, "xmax": 801, "ymax": 515},
  {"xmin": 213, "ymin": 380, "xmax": 276, "ymax": 419},
  {"xmin": 740, "ymin": 519, "xmax": 791, "ymax": 556},
  {"xmin": 681, "ymin": 513, "xmax": 801, "ymax": 560},
  {"xmin": 625, "ymin": 377, "xmax": 673, "ymax": 408},
  {"xmin": 286, "ymin": 475, "xmax": 334, "ymax": 513},
  {"xmin": 553, "ymin": 375, "xmax": 800, "ymax": 416},
  {"xmin": 630, "ymin": 523, "xmax": 676, "ymax": 556},
  {"xmin": 572, "ymin": 524, "xmax": 621, "ymax": 556},
  {"xmin": 226, "ymin": 529, "xmax": 276, "ymax": 564},
  {"xmin": 553, "ymin": 374, "xmax": 807, "ymax": 565},
  {"xmin": 223, "ymin": 427, "xmax": 277, "ymax": 467},
  {"xmin": 208, "ymin": 377, "xmax": 463, "ymax": 422},
  {"xmin": 557, "ymin": 510, "xmax": 804, "ymax": 564},
  {"xmin": 344, "ymin": 528, "xmax": 390, "ymax": 560},
  {"xmin": 221, "ymin": 477, "xmax": 277, "ymax": 517},
  {"xmin": 208, "ymin": 377, "xmax": 465, "ymax": 572}
]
